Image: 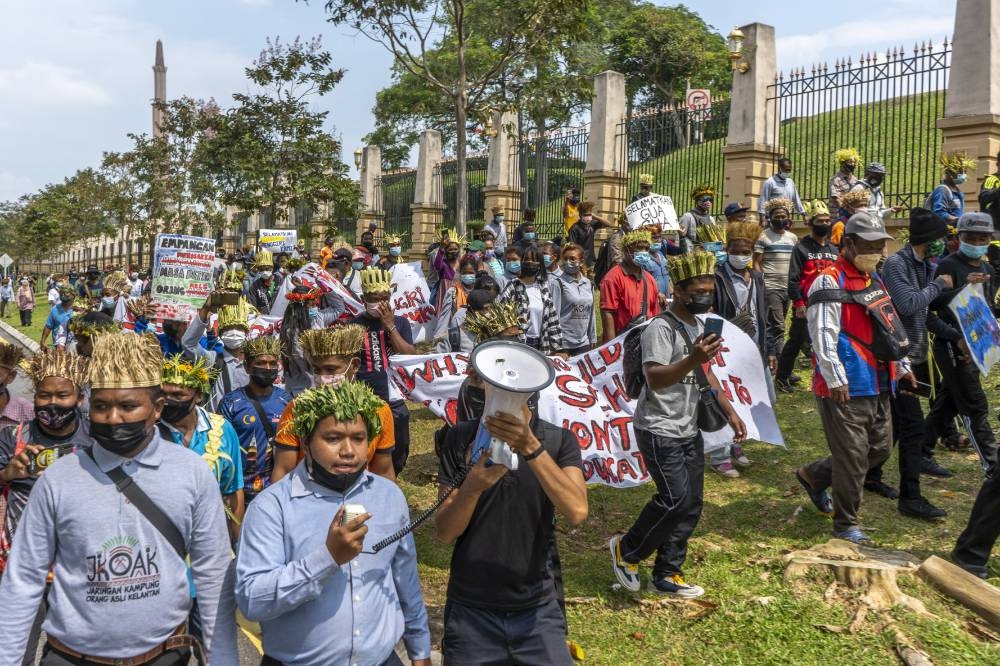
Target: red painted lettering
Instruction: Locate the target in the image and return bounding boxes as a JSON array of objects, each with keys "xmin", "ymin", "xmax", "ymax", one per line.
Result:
[{"xmin": 557, "ymin": 375, "xmax": 597, "ymax": 409}]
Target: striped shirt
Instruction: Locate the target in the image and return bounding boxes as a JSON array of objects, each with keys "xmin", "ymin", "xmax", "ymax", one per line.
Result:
[
  {"xmin": 754, "ymin": 229, "xmax": 799, "ymax": 291},
  {"xmin": 880, "ymin": 245, "xmax": 948, "ymax": 363}
]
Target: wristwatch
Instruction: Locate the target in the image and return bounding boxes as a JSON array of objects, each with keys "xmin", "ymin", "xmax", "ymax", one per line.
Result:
[{"xmin": 522, "ymin": 446, "xmax": 545, "ymax": 462}]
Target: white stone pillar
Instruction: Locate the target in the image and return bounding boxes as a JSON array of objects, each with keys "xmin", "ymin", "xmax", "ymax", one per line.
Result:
[
  {"xmin": 484, "ymin": 110, "xmax": 521, "ymax": 228},
  {"xmin": 584, "ymin": 71, "xmax": 627, "ymax": 223},
  {"xmin": 411, "ymin": 129, "xmax": 446, "ymax": 256},
  {"xmin": 360, "ymin": 145, "xmax": 382, "ymax": 213}
]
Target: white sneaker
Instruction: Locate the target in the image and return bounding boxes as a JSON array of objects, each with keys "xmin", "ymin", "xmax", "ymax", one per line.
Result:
[{"xmin": 609, "ymin": 534, "xmax": 641, "ymax": 592}]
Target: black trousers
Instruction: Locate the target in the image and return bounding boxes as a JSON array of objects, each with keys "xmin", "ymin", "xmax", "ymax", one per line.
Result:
[
  {"xmin": 776, "ymin": 314, "xmax": 810, "ymax": 380},
  {"xmin": 953, "ymin": 472, "xmax": 1000, "ymax": 568},
  {"xmin": 390, "ymin": 399, "xmax": 411, "ymax": 476},
  {"xmin": 442, "ymin": 598, "xmax": 571, "ymax": 666},
  {"xmin": 764, "ymin": 289, "xmax": 789, "ymax": 358},
  {"xmin": 924, "ymin": 341, "xmax": 999, "ymax": 471},
  {"xmin": 865, "ymin": 362, "xmax": 929, "ymax": 499},
  {"xmin": 621, "ymin": 431, "xmax": 704, "ymax": 578},
  {"xmin": 19, "ymin": 308, "xmax": 31, "ymax": 326}
]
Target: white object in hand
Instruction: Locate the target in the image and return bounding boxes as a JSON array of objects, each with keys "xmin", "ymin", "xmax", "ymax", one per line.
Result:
[{"xmin": 342, "ymin": 503, "xmax": 366, "ymax": 526}]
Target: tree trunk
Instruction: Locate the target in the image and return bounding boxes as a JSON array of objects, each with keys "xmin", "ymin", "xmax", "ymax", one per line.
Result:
[
  {"xmin": 919, "ymin": 555, "xmax": 1000, "ymax": 628},
  {"xmin": 454, "ymin": 0, "xmax": 468, "ymax": 236}
]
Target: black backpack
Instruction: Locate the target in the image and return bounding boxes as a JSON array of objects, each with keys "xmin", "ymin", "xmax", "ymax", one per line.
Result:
[{"xmin": 808, "ymin": 278, "xmax": 910, "ymax": 362}]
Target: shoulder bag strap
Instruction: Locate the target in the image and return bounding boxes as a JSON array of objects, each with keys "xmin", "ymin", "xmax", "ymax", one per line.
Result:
[
  {"xmin": 247, "ymin": 393, "xmax": 277, "ymax": 441},
  {"xmin": 639, "ymin": 273, "xmax": 648, "ymax": 319},
  {"xmin": 663, "ymin": 311, "xmax": 712, "ymax": 390},
  {"xmin": 84, "ymin": 448, "xmax": 187, "ymax": 561},
  {"xmin": 214, "ymin": 352, "xmax": 232, "ymax": 396}
]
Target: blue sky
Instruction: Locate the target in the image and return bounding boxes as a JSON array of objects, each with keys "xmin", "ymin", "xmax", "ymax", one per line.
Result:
[{"xmin": 0, "ymin": 0, "xmax": 953, "ymax": 201}]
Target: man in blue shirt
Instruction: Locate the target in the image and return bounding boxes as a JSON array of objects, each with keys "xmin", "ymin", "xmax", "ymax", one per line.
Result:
[
  {"xmin": 236, "ymin": 381, "xmax": 431, "ymax": 666},
  {"xmin": 220, "ymin": 336, "xmax": 291, "ymax": 502},
  {"xmin": 158, "ymin": 355, "xmax": 245, "ymax": 543},
  {"xmin": 38, "ymin": 285, "xmax": 75, "ymax": 349}
]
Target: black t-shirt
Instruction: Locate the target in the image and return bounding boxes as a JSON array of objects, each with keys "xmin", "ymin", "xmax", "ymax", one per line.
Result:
[
  {"xmin": 347, "ymin": 313, "xmax": 414, "ymax": 402},
  {"xmin": 438, "ymin": 417, "xmax": 582, "ymax": 611},
  {"xmin": 930, "ymin": 252, "xmax": 997, "ymax": 339}
]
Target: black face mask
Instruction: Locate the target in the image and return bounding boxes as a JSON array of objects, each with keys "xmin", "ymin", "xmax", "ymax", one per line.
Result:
[
  {"xmin": 160, "ymin": 398, "xmax": 195, "ymax": 424},
  {"xmin": 90, "ymin": 419, "xmax": 152, "ymax": 456},
  {"xmin": 250, "ymin": 367, "xmax": 280, "ymax": 388},
  {"xmin": 59, "ymin": 296, "xmax": 74, "ymax": 305},
  {"xmin": 686, "ymin": 293, "xmax": 714, "ymax": 315},
  {"xmin": 843, "ymin": 163, "xmax": 856, "ymax": 173},
  {"xmin": 812, "ymin": 224, "xmax": 832, "ymax": 237},
  {"xmin": 306, "ymin": 455, "xmax": 364, "ymax": 494},
  {"xmin": 461, "ymin": 383, "xmax": 486, "ymax": 420},
  {"xmin": 36, "ymin": 404, "xmax": 77, "ymax": 431},
  {"xmin": 446, "ymin": 251, "xmax": 459, "ymax": 260},
  {"xmin": 769, "ymin": 220, "xmax": 786, "ymax": 231},
  {"xmin": 520, "ymin": 261, "xmax": 541, "ymax": 277}
]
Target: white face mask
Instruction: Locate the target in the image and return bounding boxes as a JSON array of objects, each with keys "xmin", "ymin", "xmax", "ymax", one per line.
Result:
[
  {"xmin": 315, "ymin": 373, "xmax": 345, "ymax": 388},
  {"xmin": 220, "ymin": 329, "xmax": 247, "ymax": 350},
  {"xmin": 259, "ymin": 270, "xmax": 273, "ymax": 279},
  {"xmin": 728, "ymin": 254, "xmax": 752, "ymax": 270},
  {"xmin": 365, "ymin": 304, "xmax": 382, "ymax": 318}
]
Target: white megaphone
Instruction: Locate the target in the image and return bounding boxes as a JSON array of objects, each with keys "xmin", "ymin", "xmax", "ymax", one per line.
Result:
[{"xmin": 469, "ymin": 340, "xmax": 555, "ymax": 470}]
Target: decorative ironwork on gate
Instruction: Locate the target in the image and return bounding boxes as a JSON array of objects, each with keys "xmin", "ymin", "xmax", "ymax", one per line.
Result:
[
  {"xmin": 434, "ymin": 155, "xmax": 488, "ymax": 232},
  {"xmin": 766, "ymin": 39, "xmax": 951, "ymax": 212},
  {"xmin": 373, "ymin": 170, "xmax": 416, "ymax": 251}
]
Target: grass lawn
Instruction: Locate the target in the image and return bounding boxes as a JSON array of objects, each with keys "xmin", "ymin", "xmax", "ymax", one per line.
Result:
[{"xmin": 399, "ymin": 359, "xmax": 1000, "ymax": 665}]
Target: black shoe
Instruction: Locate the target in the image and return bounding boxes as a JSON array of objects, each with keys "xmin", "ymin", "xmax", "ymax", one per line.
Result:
[
  {"xmin": 788, "ymin": 374, "xmax": 802, "ymax": 384},
  {"xmin": 898, "ymin": 497, "xmax": 947, "ymax": 520},
  {"xmin": 863, "ymin": 480, "xmax": 899, "ymax": 499},
  {"xmin": 775, "ymin": 378, "xmax": 795, "ymax": 394},
  {"xmin": 920, "ymin": 457, "xmax": 954, "ymax": 478},
  {"xmin": 950, "ymin": 550, "xmax": 989, "ymax": 579}
]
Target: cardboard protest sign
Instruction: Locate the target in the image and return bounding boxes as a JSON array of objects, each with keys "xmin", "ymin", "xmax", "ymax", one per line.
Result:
[
  {"xmin": 389, "ymin": 261, "xmax": 437, "ymax": 343},
  {"xmin": 258, "ymin": 229, "xmax": 298, "ymax": 254},
  {"xmin": 948, "ymin": 283, "xmax": 1000, "ymax": 376},
  {"xmin": 389, "ymin": 317, "xmax": 783, "ymax": 489},
  {"xmin": 626, "ymin": 194, "xmax": 679, "ymax": 231},
  {"xmin": 149, "ymin": 234, "xmax": 215, "ymax": 321}
]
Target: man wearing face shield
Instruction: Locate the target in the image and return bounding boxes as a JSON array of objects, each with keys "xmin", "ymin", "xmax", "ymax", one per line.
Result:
[
  {"xmin": 236, "ymin": 381, "xmax": 431, "ymax": 666},
  {"xmin": 183, "ymin": 296, "xmax": 254, "ymax": 412},
  {"xmin": 0, "ymin": 332, "xmax": 238, "ymax": 665},
  {"xmin": 927, "ymin": 151, "xmax": 976, "ymax": 224},
  {"xmin": 0, "ymin": 351, "xmax": 88, "ymax": 665},
  {"xmin": 271, "ymin": 324, "xmax": 397, "ymax": 484},
  {"xmin": 849, "ymin": 162, "xmax": 905, "ymax": 222},
  {"xmin": 796, "ymin": 213, "xmax": 912, "ymax": 544}
]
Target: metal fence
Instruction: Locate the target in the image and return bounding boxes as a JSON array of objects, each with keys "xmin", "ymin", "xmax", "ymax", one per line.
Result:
[
  {"xmin": 373, "ymin": 170, "xmax": 416, "ymax": 251},
  {"xmin": 435, "ymin": 156, "xmax": 488, "ymax": 232},
  {"xmin": 614, "ymin": 98, "xmax": 730, "ymax": 217},
  {"xmin": 509, "ymin": 125, "xmax": 589, "ymax": 241},
  {"xmin": 767, "ymin": 39, "xmax": 951, "ymax": 211}
]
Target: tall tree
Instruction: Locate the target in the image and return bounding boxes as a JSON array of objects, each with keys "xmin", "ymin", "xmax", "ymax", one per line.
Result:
[
  {"xmin": 318, "ymin": 0, "xmax": 588, "ymax": 234},
  {"xmin": 200, "ymin": 36, "xmax": 360, "ymax": 236}
]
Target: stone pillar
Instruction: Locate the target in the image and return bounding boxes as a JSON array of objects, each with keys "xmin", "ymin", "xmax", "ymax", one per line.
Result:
[
  {"xmin": 483, "ymin": 110, "xmax": 522, "ymax": 232},
  {"xmin": 356, "ymin": 145, "xmax": 384, "ymax": 242},
  {"xmin": 939, "ymin": 0, "xmax": 1000, "ymax": 211},
  {"xmin": 584, "ymin": 71, "xmax": 628, "ymax": 224},
  {"xmin": 722, "ymin": 23, "xmax": 779, "ymax": 219},
  {"xmin": 410, "ymin": 130, "xmax": 446, "ymax": 258}
]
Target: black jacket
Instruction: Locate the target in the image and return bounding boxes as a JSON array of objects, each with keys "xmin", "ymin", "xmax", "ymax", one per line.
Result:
[{"xmin": 714, "ymin": 263, "xmax": 771, "ymax": 358}]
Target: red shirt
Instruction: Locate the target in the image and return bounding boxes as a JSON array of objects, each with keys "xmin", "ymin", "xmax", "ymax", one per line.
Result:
[{"xmin": 599, "ymin": 264, "xmax": 661, "ymax": 334}]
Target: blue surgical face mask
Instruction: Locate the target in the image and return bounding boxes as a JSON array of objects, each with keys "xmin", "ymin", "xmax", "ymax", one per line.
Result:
[
  {"xmin": 524, "ymin": 232, "xmax": 536, "ymax": 241},
  {"xmin": 485, "ymin": 249, "xmax": 495, "ymax": 259},
  {"xmin": 779, "ymin": 170, "xmax": 792, "ymax": 179},
  {"xmin": 650, "ymin": 242, "xmax": 663, "ymax": 253},
  {"xmin": 351, "ymin": 261, "xmax": 364, "ymax": 271},
  {"xmin": 308, "ymin": 306, "xmax": 319, "ymax": 319},
  {"xmin": 633, "ymin": 251, "xmax": 652, "ymax": 266},
  {"xmin": 389, "ymin": 246, "xmax": 402, "ymax": 257},
  {"xmin": 506, "ymin": 260, "xmax": 521, "ymax": 275},
  {"xmin": 954, "ymin": 173, "xmax": 968, "ymax": 185},
  {"xmin": 543, "ymin": 255, "xmax": 553, "ymax": 268},
  {"xmin": 495, "ymin": 215, "xmax": 505, "ymax": 224},
  {"xmin": 959, "ymin": 241, "xmax": 989, "ymax": 259},
  {"xmin": 101, "ymin": 296, "xmax": 116, "ymax": 309},
  {"xmin": 460, "ymin": 274, "xmax": 476, "ymax": 286}
]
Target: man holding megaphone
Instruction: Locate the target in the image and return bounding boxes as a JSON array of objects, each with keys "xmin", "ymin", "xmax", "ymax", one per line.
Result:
[{"xmin": 433, "ymin": 302, "xmax": 588, "ymax": 666}]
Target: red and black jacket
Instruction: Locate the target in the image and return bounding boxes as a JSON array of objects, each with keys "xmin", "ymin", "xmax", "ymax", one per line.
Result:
[{"xmin": 787, "ymin": 236, "xmax": 839, "ymax": 309}]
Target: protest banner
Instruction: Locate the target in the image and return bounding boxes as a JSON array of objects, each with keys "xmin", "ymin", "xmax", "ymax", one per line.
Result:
[
  {"xmin": 625, "ymin": 194, "xmax": 679, "ymax": 231},
  {"xmin": 948, "ymin": 283, "xmax": 1000, "ymax": 376},
  {"xmin": 149, "ymin": 234, "xmax": 215, "ymax": 321},
  {"xmin": 389, "ymin": 317, "xmax": 783, "ymax": 489},
  {"xmin": 269, "ymin": 263, "xmax": 365, "ymax": 321},
  {"xmin": 389, "ymin": 261, "xmax": 437, "ymax": 343},
  {"xmin": 258, "ymin": 228, "xmax": 298, "ymax": 254}
]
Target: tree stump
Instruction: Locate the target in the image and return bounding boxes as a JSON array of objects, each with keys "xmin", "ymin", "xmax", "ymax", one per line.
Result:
[{"xmin": 784, "ymin": 539, "xmax": 928, "ymax": 612}]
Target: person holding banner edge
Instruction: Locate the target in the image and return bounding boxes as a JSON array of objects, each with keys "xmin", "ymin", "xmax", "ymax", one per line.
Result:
[{"xmin": 611, "ymin": 250, "xmax": 746, "ymax": 598}]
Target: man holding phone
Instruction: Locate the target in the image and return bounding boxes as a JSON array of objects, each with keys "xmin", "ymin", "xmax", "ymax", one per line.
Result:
[{"xmin": 236, "ymin": 381, "xmax": 431, "ymax": 666}]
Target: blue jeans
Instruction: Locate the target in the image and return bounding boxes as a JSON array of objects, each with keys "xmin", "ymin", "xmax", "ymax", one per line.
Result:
[{"xmin": 621, "ymin": 430, "xmax": 705, "ymax": 578}]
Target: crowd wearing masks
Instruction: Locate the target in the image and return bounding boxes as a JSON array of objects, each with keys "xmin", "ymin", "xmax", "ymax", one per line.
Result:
[{"xmin": 0, "ymin": 153, "xmax": 998, "ymax": 666}]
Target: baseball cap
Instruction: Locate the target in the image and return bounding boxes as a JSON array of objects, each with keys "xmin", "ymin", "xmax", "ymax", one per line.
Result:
[
  {"xmin": 333, "ymin": 248, "xmax": 353, "ymax": 261},
  {"xmin": 865, "ymin": 162, "xmax": 886, "ymax": 174},
  {"xmin": 724, "ymin": 202, "xmax": 750, "ymax": 217},
  {"xmin": 844, "ymin": 212, "xmax": 893, "ymax": 241},
  {"xmin": 957, "ymin": 211, "xmax": 995, "ymax": 234}
]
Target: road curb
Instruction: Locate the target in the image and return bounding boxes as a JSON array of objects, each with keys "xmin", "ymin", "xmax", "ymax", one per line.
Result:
[{"xmin": 0, "ymin": 318, "xmax": 40, "ymax": 355}]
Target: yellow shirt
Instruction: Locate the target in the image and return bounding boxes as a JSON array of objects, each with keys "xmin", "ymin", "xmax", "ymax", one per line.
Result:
[{"xmin": 563, "ymin": 201, "xmax": 580, "ymax": 237}]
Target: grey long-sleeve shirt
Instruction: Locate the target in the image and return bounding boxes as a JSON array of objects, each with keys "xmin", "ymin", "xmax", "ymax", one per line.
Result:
[
  {"xmin": 0, "ymin": 435, "xmax": 238, "ymax": 665},
  {"xmin": 182, "ymin": 314, "xmax": 250, "ymax": 411}
]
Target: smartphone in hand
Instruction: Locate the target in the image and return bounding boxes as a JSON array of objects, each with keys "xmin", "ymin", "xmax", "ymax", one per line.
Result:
[{"xmin": 703, "ymin": 316, "xmax": 724, "ymax": 339}]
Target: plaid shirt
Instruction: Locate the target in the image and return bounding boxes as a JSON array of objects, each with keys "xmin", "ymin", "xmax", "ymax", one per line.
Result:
[
  {"xmin": 828, "ymin": 170, "xmax": 858, "ymax": 210},
  {"xmin": 0, "ymin": 393, "xmax": 34, "ymax": 430}
]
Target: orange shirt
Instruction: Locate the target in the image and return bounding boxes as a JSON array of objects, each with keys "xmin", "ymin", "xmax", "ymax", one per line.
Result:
[
  {"xmin": 275, "ymin": 398, "xmax": 395, "ymax": 465},
  {"xmin": 319, "ymin": 246, "xmax": 334, "ymax": 270}
]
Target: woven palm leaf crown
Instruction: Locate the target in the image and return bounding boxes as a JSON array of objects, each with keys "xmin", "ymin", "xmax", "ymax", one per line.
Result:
[
  {"xmin": 465, "ymin": 300, "xmax": 523, "ymax": 343},
  {"xmin": 840, "ymin": 188, "xmax": 872, "ymax": 211},
  {"xmin": 639, "ymin": 173, "xmax": 655, "ymax": 186},
  {"xmin": 0, "ymin": 340, "xmax": 24, "ymax": 370},
  {"xmin": 939, "ymin": 151, "xmax": 977, "ymax": 173},
  {"xmin": 291, "ymin": 380, "xmax": 384, "ymax": 441},
  {"xmin": 89, "ymin": 332, "xmax": 163, "ymax": 389},
  {"xmin": 161, "ymin": 354, "xmax": 218, "ymax": 396},
  {"xmin": 217, "ymin": 299, "xmax": 256, "ymax": 331},
  {"xmin": 103, "ymin": 270, "xmax": 131, "ymax": 295},
  {"xmin": 218, "ymin": 267, "xmax": 245, "ymax": 292},
  {"xmin": 67, "ymin": 312, "xmax": 121, "ymax": 338},
  {"xmin": 243, "ymin": 336, "xmax": 284, "ymax": 360},
  {"xmin": 833, "ymin": 147, "xmax": 862, "ymax": 164},
  {"xmin": 622, "ymin": 229, "xmax": 652, "ymax": 249},
  {"xmin": 384, "ymin": 232, "xmax": 405, "ymax": 246},
  {"xmin": 21, "ymin": 349, "xmax": 88, "ymax": 389},
  {"xmin": 696, "ymin": 223, "xmax": 726, "ymax": 243},
  {"xmin": 299, "ymin": 324, "xmax": 366, "ymax": 360},
  {"xmin": 254, "ymin": 249, "xmax": 274, "ymax": 269},
  {"xmin": 727, "ymin": 222, "xmax": 761, "ymax": 243},
  {"xmin": 764, "ymin": 197, "xmax": 793, "ymax": 216},
  {"xmin": 668, "ymin": 250, "xmax": 717, "ymax": 285},
  {"xmin": 360, "ymin": 267, "xmax": 393, "ymax": 295},
  {"xmin": 691, "ymin": 184, "xmax": 715, "ymax": 199},
  {"xmin": 804, "ymin": 199, "xmax": 831, "ymax": 220}
]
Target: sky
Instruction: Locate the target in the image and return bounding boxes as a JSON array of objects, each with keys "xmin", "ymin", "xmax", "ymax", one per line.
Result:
[{"xmin": 0, "ymin": 0, "xmax": 955, "ymax": 202}]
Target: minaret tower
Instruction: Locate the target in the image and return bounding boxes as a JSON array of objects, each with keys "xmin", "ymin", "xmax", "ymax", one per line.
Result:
[{"xmin": 153, "ymin": 40, "xmax": 167, "ymax": 138}]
